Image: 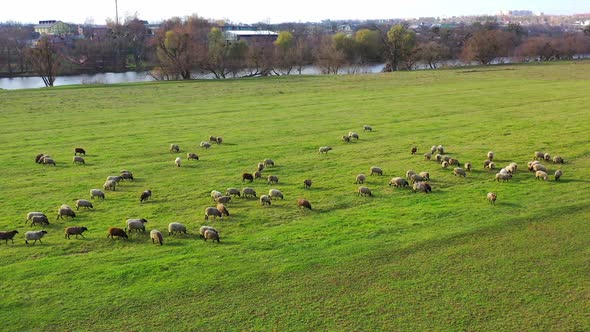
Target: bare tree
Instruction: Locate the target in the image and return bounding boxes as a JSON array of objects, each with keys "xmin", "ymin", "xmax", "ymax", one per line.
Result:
[
  {"xmin": 25, "ymin": 36, "xmax": 61, "ymax": 87},
  {"xmin": 314, "ymin": 36, "xmax": 346, "ymax": 74}
]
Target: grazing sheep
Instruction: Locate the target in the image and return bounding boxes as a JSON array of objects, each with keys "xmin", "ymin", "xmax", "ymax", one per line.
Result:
[
  {"xmin": 318, "ymin": 146, "xmax": 333, "ymax": 154},
  {"xmin": 263, "ymin": 159, "xmax": 274, "ymax": 167},
  {"xmin": 418, "ymin": 172, "xmax": 430, "ymax": 181},
  {"xmin": 528, "ymin": 160, "xmax": 541, "ymax": 171},
  {"xmin": 544, "ymin": 153, "xmax": 551, "ymax": 161},
  {"xmin": 260, "ymin": 195, "xmax": 271, "ymax": 206},
  {"xmin": 441, "ymin": 161, "xmax": 449, "ymax": 169},
  {"xmin": 534, "ymin": 151, "xmax": 545, "ymax": 160},
  {"xmin": 216, "ymin": 203, "xmax": 230, "ymax": 217},
  {"xmin": 170, "ymin": 144, "xmax": 180, "ymax": 153},
  {"xmin": 348, "ymin": 132, "xmax": 359, "ymax": 140},
  {"xmin": 430, "ymin": 145, "xmax": 437, "ymax": 154},
  {"xmin": 363, "ymin": 125, "xmax": 372, "ymax": 131},
  {"xmin": 25, "ymin": 230, "xmax": 48, "ymax": 244},
  {"xmin": 254, "ymin": 171, "xmax": 262, "ymax": 180},
  {"xmin": 370, "ymin": 167, "xmax": 383, "ymax": 176},
  {"xmin": 406, "ymin": 170, "xmax": 416, "ymax": 180},
  {"xmin": 72, "ymin": 156, "xmax": 85, "ymax": 165},
  {"xmin": 187, "ymin": 153, "xmax": 199, "ymax": 160},
  {"xmin": 257, "ymin": 163, "xmax": 265, "ymax": 172},
  {"xmin": 107, "ymin": 227, "xmax": 128, "ymax": 240},
  {"xmin": 412, "ymin": 182, "xmax": 431, "ymax": 193},
  {"xmin": 30, "ymin": 215, "xmax": 50, "ymax": 227},
  {"xmin": 435, "ymin": 154, "xmax": 443, "ymax": 163},
  {"xmin": 411, "ymin": 147, "xmax": 417, "ymax": 155},
  {"xmin": 495, "ymin": 173, "xmax": 512, "ymax": 182},
  {"xmin": 26, "ymin": 212, "xmax": 47, "ymax": 223},
  {"xmin": 216, "ymin": 137, "xmax": 223, "ymax": 144},
  {"xmin": 90, "ymin": 189, "xmax": 105, "ymax": 200},
  {"xmin": 355, "ymin": 174, "xmax": 366, "ymax": 184},
  {"xmin": 106, "ymin": 176, "xmax": 123, "ymax": 183},
  {"xmin": 203, "ymin": 229, "xmax": 220, "ymax": 243},
  {"xmin": 57, "ymin": 206, "xmax": 76, "ymax": 220},
  {"xmin": 342, "ymin": 135, "xmax": 351, "ymax": 143},
  {"xmin": 226, "ymin": 188, "xmax": 241, "ymax": 197},
  {"xmin": 535, "ymin": 170, "xmax": 549, "ymax": 181},
  {"xmin": 505, "ymin": 164, "xmax": 516, "ymax": 174},
  {"xmin": 200, "ymin": 142, "xmax": 211, "ymax": 149},
  {"xmin": 211, "ymin": 190, "xmax": 223, "ymax": 200},
  {"xmin": 120, "ymin": 171, "xmax": 134, "ymax": 181},
  {"xmin": 483, "ymin": 160, "xmax": 491, "ymax": 168},
  {"xmin": 199, "ymin": 226, "xmax": 217, "ymax": 239},
  {"xmin": 357, "ymin": 186, "xmax": 372, "ymax": 197},
  {"xmin": 554, "ymin": 169, "xmax": 562, "ymax": 181},
  {"xmin": 487, "ymin": 151, "xmax": 495, "ymax": 161},
  {"xmin": 175, "ymin": 157, "xmax": 181, "ymax": 167},
  {"xmin": 242, "ymin": 173, "xmax": 254, "ymax": 183},
  {"xmin": 35, "ymin": 153, "xmax": 45, "ymax": 163},
  {"xmin": 74, "ymin": 148, "xmax": 86, "ymax": 155},
  {"xmin": 40, "ymin": 156, "xmax": 56, "ymax": 166},
  {"xmin": 442, "ymin": 155, "xmax": 451, "ymax": 163},
  {"xmin": 269, "ymin": 189, "xmax": 284, "ymax": 200},
  {"xmin": 168, "ymin": 222, "xmax": 187, "ymax": 236},
  {"xmin": 499, "ymin": 168, "xmax": 509, "ymax": 175},
  {"xmin": 267, "ymin": 175, "xmax": 279, "ymax": 184},
  {"xmin": 303, "ymin": 179, "xmax": 312, "ymax": 189},
  {"xmin": 241, "ymin": 187, "xmax": 257, "ymax": 198},
  {"xmin": 488, "ymin": 162, "xmax": 496, "ymax": 170},
  {"xmin": 140, "ymin": 189, "xmax": 152, "ymax": 203},
  {"xmin": 464, "ymin": 162, "xmax": 472, "ymax": 171},
  {"xmin": 437, "ymin": 145, "xmax": 444, "ymax": 154},
  {"xmin": 487, "ymin": 192, "xmax": 497, "ymax": 204},
  {"xmin": 297, "ymin": 198, "xmax": 312, "ymax": 210},
  {"xmin": 64, "ymin": 226, "xmax": 88, "ymax": 239},
  {"xmin": 209, "ymin": 136, "xmax": 218, "ymax": 143},
  {"xmin": 448, "ymin": 158, "xmax": 460, "ymax": 166},
  {"xmin": 410, "ymin": 174, "xmax": 425, "ymax": 184},
  {"xmin": 75, "ymin": 199, "xmax": 93, "ymax": 210},
  {"xmin": 424, "ymin": 152, "xmax": 432, "ymax": 161},
  {"xmin": 532, "ymin": 163, "xmax": 547, "ymax": 173},
  {"xmin": 126, "ymin": 218, "xmax": 148, "ymax": 232},
  {"xmin": 204, "ymin": 207, "xmax": 222, "ymax": 220},
  {"xmin": 389, "ymin": 177, "xmax": 409, "ymax": 188},
  {"xmin": 0, "ymin": 230, "xmax": 19, "ymax": 244},
  {"xmin": 553, "ymin": 156, "xmax": 564, "ymax": 164},
  {"xmin": 150, "ymin": 229, "xmax": 164, "ymax": 245},
  {"xmin": 509, "ymin": 162, "xmax": 518, "ymax": 172},
  {"xmin": 453, "ymin": 168, "xmax": 467, "ymax": 177},
  {"xmin": 216, "ymin": 196, "xmax": 232, "ymax": 204}
]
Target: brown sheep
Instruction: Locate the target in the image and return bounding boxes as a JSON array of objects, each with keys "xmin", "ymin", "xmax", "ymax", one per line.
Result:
[
  {"xmin": 215, "ymin": 196, "xmax": 232, "ymax": 204},
  {"xmin": 35, "ymin": 153, "xmax": 45, "ymax": 163},
  {"xmin": 424, "ymin": 153, "xmax": 432, "ymax": 161},
  {"xmin": 216, "ymin": 203, "xmax": 230, "ymax": 217},
  {"xmin": 31, "ymin": 215, "xmax": 50, "ymax": 227},
  {"xmin": 554, "ymin": 169, "xmax": 563, "ymax": 181},
  {"xmin": 553, "ymin": 156, "xmax": 564, "ymax": 164},
  {"xmin": 370, "ymin": 167, "xmax": 383, "ymax": 176},
  {"xmin": 487, "ymin": 192, "xmax": 497, "ymax": 204},
  {"xmin": 355, "ymin": 174, "xmax": 366, "ymax": 184},
  {"xmin": 453, "ymin": 168, "xmax": 467, "ymax": 177},
  {"xmin": 267, "ymin": 175, "xmax": 279, "ymax": 184},
  {"xmin": 254, "ymin": 171, "xmax": 262, "ymax": 180},
  {"xmin": 74, "ymin": 148, "xmax": 86, "ymax": 155},
  {"xmin": 187, "ymin": 153, "xmax": 199, "ymax": 160},
  {"xmin": 107, "ymin": 227, "xmax": 128, "ymax": 240},
  {"xmin": 242, "ymin": 173, "xmax": 254, "ymax": 183},
  {"xmin": 342, "ymin": 135, "xmax": 351, "ymax": 143},
  {"xmin": 0, "ymin": 230, "xmax": 19, "ymax": 244},
  {"xmin": 64, "ymin": 226, "xmax": 88, "ymax": 239},
  {"xmin": 357, "ymin": 186, "xmax": 372, "ymax": 196},
  {"xmin": 297, "ymin": 198, "xmax": 312, "ymax": 210},
  {"xmin": 257, "ymin": 163, "xmax": 265, "ymax": 172},
  {"xmin": 140, "ymin": 189, "xmax": 152, "ymax": 202},
  {"xmin": 411, "ymin": 147, "xmax": 417, "ymax": 155}
]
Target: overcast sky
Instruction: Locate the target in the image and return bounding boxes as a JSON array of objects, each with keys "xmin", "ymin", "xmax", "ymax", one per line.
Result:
[{"xmin": 2, "ymin": 0, "xmax": 590, "ymax": 25}]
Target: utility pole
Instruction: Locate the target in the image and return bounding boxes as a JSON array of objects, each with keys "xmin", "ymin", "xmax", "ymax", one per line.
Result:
[{"xmin": 115, "ymin": 0, "xmax": 119, "ymax": 26}]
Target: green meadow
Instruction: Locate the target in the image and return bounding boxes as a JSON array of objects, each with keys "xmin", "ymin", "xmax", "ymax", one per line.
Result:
[{"xmin": 0, "ymin": 62, "xmax": 588, "ymax": 331}]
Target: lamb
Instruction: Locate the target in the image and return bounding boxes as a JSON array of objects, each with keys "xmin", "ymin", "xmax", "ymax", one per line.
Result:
[
  {"xmin": 26, "ymin": 212, "xmax": 47, "ymax": 223},
  {"xmin": 35, "ymin": 153, "xmax": 45, "ymax": 163},
  {"xmin": 412, "ymin": 182, "xmax": 431, "ymax": 193},
  {"xmin": 64, "ymin": 226, "xmax": 88, "ymax": 239},
  {"xmin": 241, "ymin": 187, "xmax": 257, "ymax": 198},
  {"xmin": 257, "ymin": 163, "xmax": 265, "ymax": 172},
  {"xmin": 553, "ymin": 156, "xmax": 564, "ymax": 164},
  {"xmin": 487, "ymin": 151, "xmax": 495, "ymax": 161},
  {"xmin": 534, "ymin": 151, "xmax": 545, "ymax": 160},
  {"xmin": 411, "ymin": 147, "xmax": 417, "ymax": 155},
  {"xmin": 0, "ymin": 230, "xmax": 19, "ymax": 244},
  {"xmin": 226, "ymin": 188, "xmax": 241, "ymax": 197},
  {"xmin": 464, "ymin": 162, "xmax": 472, "ymax": 171},
  {"xmin": 424, "ymin": 153, "xmax": 432, "ymax": 161},
  {"xmin": 355, "ymin": 174, "xmax": 366, "ymax": 184},
  {"xmin": 348, "ymin": 132, "xmax": 359, "ymax": 140},
  {"xmin": 204, "ymin": 207, "xmax": 222, "ymax": 220},
  {"xmin": 410, "ymin": 174, "xmax": 425, "ymax": 184},
  {"xmin": 269, "ymin": 189, "xmax": 284, "ymax": 200},
  {"xmin": 267, "ymin": 175, "xmax": 279, "ymax": 184},
  {"xmin": 260, "ymin": 195, "xmax": 271, "ymax": 206},
  {"xmin": 106, "ymin": 176, "xmax": 123, "ymax": 183},
  {"xmin": 74, "ymin": 147, "xmax": 86, "ymax": 155},
  {"xmin": 453, "ymin": 168, "xmax": 467, "ymax": 177},
  {"xmin": 25, "ymin": 230, "xmax": 48, "ymax": 244},
  {"xmin": 30, "ymin": 215, "xmax": 50, "ymax": 227},
  {"xmin": 363, "ymin": 125, "xmax": 372, "ymax": 131},
  {"xmin": 216, "ymin": 196, "xmax": 232, "ymax": 204},
  {"xmin": 75, "ymin": 199, "xmax": 93, "ymax": 210},
  {"xmin": 357, "ymin": 186, "xmax": 372, "ymax": 196},
  {"xmin": 211, "ymin": 190, "xmax": 223, "ymax": 200},
  {"xmin": 487, "ymin": 192, "xmax": 497, "ymax": 204},
  {"xmin": 389, "ymin": 177, "xmax": 409, "ymax": 188},
  {"xmin": 216, "ymin": 203, "xmax": 230, "ymax": 217},
  {"xmin": 72, "ymin": 156, "xmax": 85, "ymax": 165},
  {"xmin": 418, "ymin": 172, "xmax": 430, "ymax": 181},
  {"xmin": 107, "ymin": 227, "xmax": 128, "ymax": 240},
  {"xmin": 342, "ymin": 135, "xmax": 351, "ymax": 143},
  {"xmin": 495, "ymin": 173, "xmax": 512, "ymax": 182},
  {"xmin": 297, "ymin": 198, "xmax": 312, "ymax": 210},
  {"xmin": 535, "ymin": 170, "xmax": 548, "ymax": 181},
  {"xmin": 175, "ymin": 157, "xmax": 181, "ymax": 167},
  {"xmin": 57, "ymin": 206, "xmax": 76, "ymax": 220},
  {"xmin": 140, "ymin": 189, "xmax": 152, "ymax": 202},
  {"xmin": 126, "ymin": 218, "xmax": 148, "ymax": 232},
  {"xmin": 168, "ymin": 222, "xmax": 187, "ymax": 236},
  {"xmin": 406, "ymin": 170, "xmax": 416, "ymax": 179},
  {"xmin": 203, "ymin": 229, "xmax": 220, "ymax": 242},
  {"xmin": 170, "ymin": 144, "xmax": 180, "ymax": 153},
  {"xmin": 370, "ymin": 167, "xmax": 383, "ymax": 176},
  {"xmin": 200, "ymin": 142, "xmax": 211, "ymax": 149},
  {"xmin": 554, "ymin": 169, "xmax": 562, "ymax": 181},
  {"xmin": 318, "ymin": 146, "xmax": 333, "ymax": 154},
  {"xmin": 90, "ymin": 189, "xmax": 105, "ymax": 200},
  {"xmin": 303, "ymin": 179, "xmax": 312, "ymax": 189},
  {"xmin": 441, "ymin": 161, "xmax": 449, "ymax": 169},
  {"xmin": 263, "ymin": 159, "xmax": 274, "ymax": 167},
  {"xmin": 187, "ymin": 153, "xmax": 199, "ymax": 160},
  {"xmin": 436, "ymin": 145, "xmax": 444, "ymax": 154},
  {"xmin": 119, "ymin": 171, "xmax": 134, "ymax": 180},
  {"xmin": 543, "ymin": 153, "xmax": 551, "ymax": 161},
  {"xmin": 150, "ymin": 229, "xmax": 164, "ymax": 245},
  {"xmin": 199, "ymin": 226, "xmax": 217, "ymax": 239},
  {"xmin": 242, "ymin": 173, "xmax": 254, "ymax": 183}
]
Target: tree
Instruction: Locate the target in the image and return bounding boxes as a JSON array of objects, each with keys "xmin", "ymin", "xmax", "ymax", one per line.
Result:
[
  {"xmin": 418, "ymin": 41, "xmax": 450, "ymax": 69},
  {"xmin": 314, "ymin": 35, "xmax": 346, "ymax": 74},
  {"xmin": 25, "ymin": 36, "xmax": 61, "ymax": 87},
  {"xmin": 461, "ymin": 30, "xmax": 517, "ymax": 65},
  {"xmin": 383, "ymin": 25, "xmax": 416, "ymax": 71},
  {"xmin": 354, "ymin": 29, "xmax": 381, "ymax": 63},
  {"xmin": 274, "ymin": 31, "xmax": 296, "ymax": 74}
]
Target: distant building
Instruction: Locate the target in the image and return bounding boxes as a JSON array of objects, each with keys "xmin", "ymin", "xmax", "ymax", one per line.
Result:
[
  {"xmin": 224, "ymin": 30, "xmax": 278, "ymax": 43},
  {"xmin": 34, "ymin": 20, "xmax": 72, "ymax": 35}
]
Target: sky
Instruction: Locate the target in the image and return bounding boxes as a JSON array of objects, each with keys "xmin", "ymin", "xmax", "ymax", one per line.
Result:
[{"xmin": 2, "ymin": 0, "xmax": 590, "ymax": 25}]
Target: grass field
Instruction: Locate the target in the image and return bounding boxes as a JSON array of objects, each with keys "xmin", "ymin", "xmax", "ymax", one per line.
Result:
[{"xmin": 0, "ymin": 62, "xmax": 589, "ymax": 331}]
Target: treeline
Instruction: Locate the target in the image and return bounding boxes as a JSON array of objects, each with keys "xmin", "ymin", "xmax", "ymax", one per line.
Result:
[{"xmin": 2, "ymin": 16, "xmax": 590, "ymax": 85}]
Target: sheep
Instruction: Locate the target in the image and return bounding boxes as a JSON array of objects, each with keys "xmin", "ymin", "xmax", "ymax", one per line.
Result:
[
  {"xmin": 72, "ymin": 156, "xmax": 85, "ymax": 165},
  {"xmin": 534, "ymin": 151, "xmax": 545, "ymax": 160},
  {"xmin": 35, "ymin": 153, "xmax": 45, "ymax": 163},
  {"xmin": 107, "ymin": 227, "xmax": 128, "ymax": 240},
  {"xmin": 170, "ymin": 144, "xmax": 180, "ymax": 153},
  {"xmin": 342, "ymin": 135, "xmax": 351, "ymax": 143},
  {"xmin": 453, "ymin": 168, "xmax": 467, "ymax": 177},
  {"xmin": 200, "ymin": 142, "xmax": 211, "ymax": 149},
  {"xmin": 348, "ymin": 132, "xmax": 359, "ymax": 140},
  {"xmin": 435, "ymin": 154, "xmax": 442, "ymax": 163},
  {"xmin": 499, "ymin": 168, "xmax": 509, "ymax": 175},
  {"xmin": 260, "ymin": 195, "xmax": 271, "ymax": 206},
  {"xmin": 370, "ymin": 167, "xmax": 383, "ymax": 176},
  {"xmin": 412, "ymin": 182, "xmax": 431, "ymax": 193},
  {"xmin": 30, "ymin": 215, "xmax": 50, "ymax": 227},
  {"xmin": 57, "ymin": 206, "xmax": 76, "ymax": 220},
  {"xmin": 211, "ymin": 190, "xmax": 223, "ymax": 200},
  {"xmin": 424, "ymin": 152, "xmax": 432, "ymax": 161},
  {"xmin": 257, "ymin": 163, "xmax": 265, "ymax": 172},
  {"xmin": 254, "ymin": 171, "xmax": 262, "ymax": 180},
  {"xmin": 175, "ymin": 157, "xmax": 181, "ymax": 167},
  {"xmin": 75, "ymin": 199, "xmax": 93, "ymax": 210},
  {"xmin": 90, "ymin": 189, "xmax": 105, "ymax": 200},
  {"xmin": 505, "ymin": 164, "xmax": 516, "ymax": 174},
  {"xmin": 430, "ymin": 145, "xmax": 437, "ymax": 154},
  {"xmin": 140, "ymin": 189, "xmax": 152, "ymax": 203},
  {"xmin": 204, "ymin": 207, "xmax": 222, "ymax": 220},
  {"xmin": 487, "ymin": 192, "xmax": 497, "ymax": 204},
  {"xmin": 411, "ymin": 147, "xmax": 417, "ymax": 155},
  {"xmin": 241, "ymin": 187, "xmax": 257, "ymax": 198},
  {"xmin": 126, "ymin": 218, "xmax": 148, "ymax": 232},
  {"xmin": 216, "ymin": 203, "xmax": 230, "ymax": 217},
  {"xmin": 25, "ymin": 230, "xmax": 47, "ymax": 244},
  {"xmin": 487, "ymin": 151, "xmax": 495, "ymax": 161},
  {"xmin": 543, "ymin": 153, "xmax": 551, "ymax": 161},
  {"xmin": 528, "ymin": 160, "xmax": 541, "ymax": 171},
  {"xmin": 106, "ymin": 176, "xmax": 123, "ymax": 183},
  {"xmin": 441, "ymin": 161, "xmax": 449, "ymax": 169},
  {"xmin": 535, "ymin": 170, "xmax": 548, "ymax": 181},
  {"xmin": 120, "ymin": 171, "xmax": 134, "ymax": 181},
  {"xmin": 355, "ymin": 174, "xmax": 366, "ymax": 184},
  {"xmin": 553, "ymin": 156, "xmax": 564, "ymax": 164},
  {"xmin": 410, "ymin": 174, "xmax": 425, "ymax": 184},
  {"xmin": 216, "ymin": 137, "xmax": 223, "ymax": 144},
  {"xmin": 418, "ymin": 172, "xmax": 430, "ymax": 181},
  {"xmin": 203, "ymin": 229, "xmax": 220, "ymax": 243},
  {"xmin": 186, "ymin": 153, "xmax": 199, "ymax": 161},
  {"xmin": 150, "ymin": 229, "xmax": 164, "ymax": 245},
  {"xmin": 168, "ymin": 222, "xmax": 187, "ymax": 236},
  {"xmin": 226, "ymin": 188, "xmax": 241, "ymax": 197},
  {"xmin": 267, "ymin": 175, "xmax": 279, "ymax": 184},
  {"xmin": 389, "ymin": 177, "xmax": 409, "ymax": 188},
  {"xmin": 242, "ymin": 173, "xmax": 254, "ymax": 183},
  {"xmin": 216, "ymin": 196, "xmax": 232, "ymax": 204},
  {"xmin": 74, "ymin": 148, "xmax": 86, "ymax": 155},
  {"xmin": 303, "ymin": 179, "xmax": 312, "ymax": 189},
  {"xmin": 209, "ymin": 136, "xmax": 217, "ymax": 143},
  {"xmin": 436, "ymin": 145, "xmax": 444, "ymax": 154},
  {"xmin": 199, "ymin": 226, "xmax": 217, "ymax": 239},
  {"xmin": 297, "ymin": 198, "xmax": 312, "ymax": 210},
  {"xmin": 442, "ymin": 155, "xmax": 451, "ymax": 163},
  {"xmin": 26, "ymin": 212, "xmax": 47, "ymax": 223},
  {"xmin": 406, "ymin": 170, "xmax": 416, "ymax": 180},
  {"xmin": 464, "ymin": 162, "xmax": 472, "ymax": 171},
  {"xmin": 357, "ymin": 186, "xmax": 372, "ymax": 196},
  {"xmin": 448, "ymin": 158, "xmax": 460, "ymax": 166},
  {"xmin": 532, "ymin": 163, "xmax": 547, "ymax": 173},
  {"xmin": 263, "ymin": 159, "xmax": 274, "ymax": 167},
  {"xmin": 0, "ymin": 230, "xmax": 19, "ymax": 244},
  {"xmin": 40, "ymin": 156, "xmax": 56, "ymax": 166},
  {"xmin": 495, "ymin": 173, "xmax": 512, "ymax": 182},
  {"xmin": 363, "ymin": 125, "xmax": 372, "ymax": 131},
  {"xmin": 509, "ymin": 162, "xmax": 518, "ymax": 172},
  {"xmin": 488, "ymin": 162, "xmax": 496, "ymax": 170},
  {"xmin": 319, "ymin": 146, "xmax": 333, "ymax": 154},
  {"xmin": 269, "ymin": 189, "xmax": 284, "ymax": 200},
  {"xmin": 554, "ymin": 169, "xmax": 562, "ymax": 181},
  {"xmin": 64, "ymin": 226, "xmax": 88, "ymax": 239}
]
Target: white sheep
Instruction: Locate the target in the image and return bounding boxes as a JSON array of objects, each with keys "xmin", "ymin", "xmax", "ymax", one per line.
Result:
[
  {"xmin": 168, "ymin": 222, "xmax": 187, "ymax": 235},
  {"xmin": 318, "ymin": 146, "xmax": 332, "ymax": 154},
  {"xmin": 26, "ymin": 212, "xmax": 46, "ymax": 223},
  {"xmin": 348, "ymin": 132, "xmax": 359, "ymax": 140},
  {"xmin": 263, "ymin": 159, "xmax": 275, "ymax": 167},
  {"xmin": 25, "ymin": 230, "xmax": 48, "ymax": 244},
  {"xmin": 487, "ymin": 192, "xmax": 497, "ymax": 204},
  {"xmin": 175, "ymin": 157, "xmax": 181, "ymax": 167},
  {"xmin": 170, "ymin": 144, "xmax": 180, "ymax": 153},
  {"xmin": 75, "ymin": 199, "xmax": 93, "ymax": 210},
  {"xmin": 487, "ymin": 151, "xmax": 495, "ymax": 161},
  {"xmin": 267, "ymin": 175, "xmax": 279, "ymax": 184},
  {"xmin": 389, "ymin": 177, "xmax": 409, "ymax": 188},
  {"xmin": 268, "ymin": 189, "xmax": 284, "ymax": 200},
  {"xmin": 357, "ymin": 186, "xmax": 372, "ymax": 196},
  {"xmin": 211, "ymin": 190, "xmax": 223, "ymax": 200},
  {"xmin": 126, "ymin": 218, "xmax": 148, "ymax": 232},
  {"xmin": 495, "ymin": 173, "xmax": 512, "ymax": 182},
  {"xmin": 200, "ymin": 141, "xmax": 211, "ymax": 149},
  {"xmin": 199, "ymin": 226, "xmax": 217, "ymax": 238},
  {"xmin": 554, "ymin": 169, "xmax": 563, "ymax": 181},
  {"xmin": 453, "ymin": 168, "xmax": 466, "ymax": 177},
  {"xmin": 241, "ymin": 187, "xmax": 257, "ymax": 198},
  {"xmin": 260, "ymin": 195, "xmax": 271, "ymax": 206},
  {"xmin": 204, "ymin": 207, "xmax": 222, "ymax": 220},
  {"xmin": 535, "ymin": 170, "xmax": 548, "ymax": 181},
  {"xmin": 103, "ymin": 180, "xmax": 117, "ymax": 191},
  {"xmin": 150, "ymin": 229, "xmax": 164, "ymax": 245}
]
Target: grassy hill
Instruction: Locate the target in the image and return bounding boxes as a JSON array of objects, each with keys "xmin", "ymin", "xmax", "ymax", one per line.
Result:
[{"xmin": 0, "ymin": 62, "xmax": 588, "ymax": 331}]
